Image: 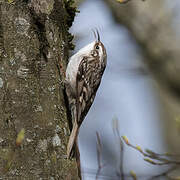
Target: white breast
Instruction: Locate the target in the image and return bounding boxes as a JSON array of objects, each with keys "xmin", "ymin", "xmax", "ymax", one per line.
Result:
[{"xmin": 66, "ymin": 41, "xmax": 96, "ymax": 93}]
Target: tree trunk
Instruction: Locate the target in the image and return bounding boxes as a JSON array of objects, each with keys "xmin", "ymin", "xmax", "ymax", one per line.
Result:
[
  {"xmin": 104, "ymin": 0, "xmax": 180, "ymax": 97},
  {"xmin": 0, "ymin": 0, "xmax": 78, "ymax": 179},
  {"xmin": 103, "ymin": 0, "xmax": 180, "ymax": 153}
]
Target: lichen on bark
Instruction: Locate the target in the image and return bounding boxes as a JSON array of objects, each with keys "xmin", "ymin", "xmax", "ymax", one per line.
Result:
[{"xmin": 0, "ymin": 0, "xmax": 78, "ymax": 179}]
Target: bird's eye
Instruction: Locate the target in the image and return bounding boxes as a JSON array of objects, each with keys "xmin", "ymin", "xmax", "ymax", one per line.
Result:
[{"xmin": 96, "ymin": 45, "xmax": 99, "ymax": 50}]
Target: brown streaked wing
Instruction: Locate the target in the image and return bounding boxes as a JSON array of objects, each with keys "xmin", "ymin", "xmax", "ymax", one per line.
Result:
[{"xmin": 76, "ymin": 56, "xmax": 106, "ymax": 125}]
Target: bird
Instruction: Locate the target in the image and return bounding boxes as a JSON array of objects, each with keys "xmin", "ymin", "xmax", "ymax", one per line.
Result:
[{"xmin": 65, "ymin": 30, "xmax": 107, "ymax": 159}]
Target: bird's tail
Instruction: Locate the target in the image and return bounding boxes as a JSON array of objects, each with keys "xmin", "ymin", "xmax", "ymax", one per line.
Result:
[{"xmin": 67, "ymin": 120, "xmax": 79, "ymax": 159}]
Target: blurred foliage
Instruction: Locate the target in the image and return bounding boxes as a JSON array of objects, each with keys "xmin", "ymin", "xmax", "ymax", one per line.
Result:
[
  {"xmin": 16, "ymin": 128, "xmax": 25, "ymax": 146},
  {"xmin": 116, "ymin": 0, "xmax": 130, "ymax": 4}
]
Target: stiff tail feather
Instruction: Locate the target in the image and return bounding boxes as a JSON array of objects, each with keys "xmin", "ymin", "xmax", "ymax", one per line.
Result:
[{"xmin": 67, "ymin": 120, "xmax": 79, "ymax": 159}]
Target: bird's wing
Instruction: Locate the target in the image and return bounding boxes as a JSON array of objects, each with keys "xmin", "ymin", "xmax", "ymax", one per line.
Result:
[{"xmin": 76, "ymin": 56, "xmax": 106, "ymax": 125}]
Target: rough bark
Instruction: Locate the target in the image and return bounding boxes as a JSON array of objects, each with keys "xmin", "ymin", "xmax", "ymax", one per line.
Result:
[{"xmin": 0, "ymin": 0, "xmax": 78, "ymax": 179}]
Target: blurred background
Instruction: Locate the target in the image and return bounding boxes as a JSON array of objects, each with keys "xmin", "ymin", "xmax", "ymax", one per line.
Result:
[{"xmin": 70, "ymin": 0, "xmax": 180, "ymax": 179}]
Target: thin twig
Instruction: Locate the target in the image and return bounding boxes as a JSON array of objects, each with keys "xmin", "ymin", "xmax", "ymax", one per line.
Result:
[
  {"xmin": 111, "ymin": 124, "xmax": 180, "ymax": 179},
  {"xmin": 112, "ymin": 119, "xmax": 125, "ymax": 179},
  {"xmin": 119, "ymin": 135, "xmax": 124, "ymax": 180},
  {"xmin": 122, "ymin": 136, "xmax": 180, "ymax": 166},
  {"xmin": 96, "ymin": 132, "xmax": 103, "ymax": 180},
  {"xmin": 147, "ymin": 165, "xmax": 178, "ymax": 180}
]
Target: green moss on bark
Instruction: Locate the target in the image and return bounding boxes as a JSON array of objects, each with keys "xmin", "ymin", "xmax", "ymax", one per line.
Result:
[{"xmin": 63, "ymin": 0, "xmax": 79, "ymax": 50}]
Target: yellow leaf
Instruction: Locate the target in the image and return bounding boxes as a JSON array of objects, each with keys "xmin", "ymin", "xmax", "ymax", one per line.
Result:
[
  {"xmin": 136, "ymin": 145, "xmax": 143, "ymax": 153},
  {"xmin": 130, "ymin": 170, "xmax": 137, "ymax": 180},
  {"xmin": 122, "ymin": 136, "xmax": 130, "ymax": 145},
  {"xmin": 144, "ymin": 158, "xmax": 156, "ymax": 165},
  {"xmin": 7, "ymin": 0, "xmax": 14, "ymax": 3},
  {"xmin": 117, "ymin": 0, "xmax": 130, "ymax": 4},
  {"xmin": 16, "ymin": 128, "xmax": 25, "ymax": 146}
]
